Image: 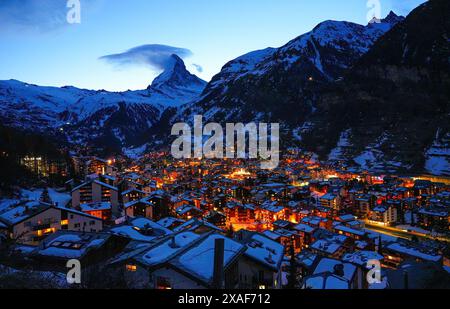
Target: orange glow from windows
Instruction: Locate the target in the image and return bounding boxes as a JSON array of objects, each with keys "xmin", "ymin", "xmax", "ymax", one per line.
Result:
[{"xmin": 126, "ymin": 265, "xmax": 137, "ymax": 272}]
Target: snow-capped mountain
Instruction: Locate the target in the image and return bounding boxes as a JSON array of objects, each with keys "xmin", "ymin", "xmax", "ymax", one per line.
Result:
[
  {"xmin": 0, "ymin": 55, "xmax": 206, "ymax": 153},
  {"xmin": 180, "ymin": 12, "xmax": 404, "ymax": 124},
  {"xmin": 174, "ymin": 3, "xmax": 449, "ymax": 176}
]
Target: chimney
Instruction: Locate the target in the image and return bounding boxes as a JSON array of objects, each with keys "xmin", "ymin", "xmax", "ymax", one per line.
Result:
[
  {"xmin": 334, "ymin": 264, "xmax": 345, "ymax": 277},
  {"xmin": 212, "ymin": 238, "xmax": 225, "ymax": 289}
]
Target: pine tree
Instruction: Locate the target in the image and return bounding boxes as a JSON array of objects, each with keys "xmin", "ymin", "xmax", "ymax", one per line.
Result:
[{"xmin": 39, "ymin": 188, "xmax": 52, "ymax": 204}]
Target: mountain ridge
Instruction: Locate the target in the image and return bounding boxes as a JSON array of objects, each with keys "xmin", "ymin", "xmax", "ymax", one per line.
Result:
[{"xmin": 0, "ymin": 57, "xmax": 206, "ymax": 154}]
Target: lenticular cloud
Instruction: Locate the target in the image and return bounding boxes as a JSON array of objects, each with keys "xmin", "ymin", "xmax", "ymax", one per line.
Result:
[{"xmin": 99, "ymin": 44, "xmax": 194, "ymax": 71}]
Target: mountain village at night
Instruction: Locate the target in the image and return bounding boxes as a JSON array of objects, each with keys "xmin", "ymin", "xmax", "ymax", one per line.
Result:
[{"xmin": 0, "ymin": 0, "xmax": 449, "ymax": 293}]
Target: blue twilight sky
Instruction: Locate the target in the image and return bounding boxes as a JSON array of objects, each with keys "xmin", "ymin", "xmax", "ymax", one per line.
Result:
[{"xmin": 0, "ymin": 0, "xmax": 426, "ymax": 91}]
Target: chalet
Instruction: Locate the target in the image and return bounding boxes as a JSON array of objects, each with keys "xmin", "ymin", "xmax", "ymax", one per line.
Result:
[
  {"xmin": 354, "ymin": 194, "xmax": 376, "ymax": 218},
  {"xmin": 417, "ymin": 207, "xmax": 449, "ymax": 233},
  {"xmin": 31, "ymin": 231, "xmax": 129, "ymax": 270},
  {"xmin": 71, "ymin": 180, "xmax": 119, "ymax": 216},
  {"xmin": 333, "ymin": 225, "xmax": 368, "ymax": 241},
  {"xmin": 204, "ymin": 211, "xmax": 227, "ymax": 229},
  {"xmin": 176, "ymin": 204, "xmax": 203, "ymax": 220},
  {"xmin": 293, "ymin": 223, "xmax": 316, "ymax": 248},
  {"xmin": 112, "ymin": 232, "xmax": 246, "ymax": 289},
  {"xmin": 124, "ymin": 198, "xmax": 154, "ymax": 219},
  {"xmin": 122, "ymin": 188, "xmax": 147, "ymax": 205},
  {"xmin": 320, "ymin": 193, "xmax": 341, "ymax": 212},
  {"xmin": 301, "ymin": 216, "xmax": 332, "ymax": 230},
  {"xmin": 383, "ymin": 240, "xmax": 443, "ymax": 268},
  {"xmin": 146, "ymin": 191, "xmax": 171, "ymax": 221},
  {"xmin": 0, "ymin": 201, "xmax": 103, "ymax": 245}
]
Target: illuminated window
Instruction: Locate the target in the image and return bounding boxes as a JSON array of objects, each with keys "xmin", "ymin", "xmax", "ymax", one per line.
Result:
[
  {"xmin": 61, "ymin": 219, "xmax": 69, "ymax": 226},
  {"xmin": 126, "ymin": 264, "xmax": 137, "ymax": 272},
  {"xmin": 259, "ymin": 285, "xmax": 266, "ymax": 289}
]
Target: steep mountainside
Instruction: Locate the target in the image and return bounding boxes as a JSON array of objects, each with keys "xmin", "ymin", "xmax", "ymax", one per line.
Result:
[
  {"xmin": 170, "ymin": 2, "xmax": 449, "ymax": 176},
  {"xmin": 0, "ymin": 55, "xmax": 206, "ymax": 154},
  {"xmin": 306, "ymin": 0, "xmax": 450, "ymax": 175}
]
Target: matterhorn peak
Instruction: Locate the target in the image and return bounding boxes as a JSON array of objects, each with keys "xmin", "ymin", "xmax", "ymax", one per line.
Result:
[{"xmin": 149, "ymin": 54, "xmax": 206, "ymax": 91}]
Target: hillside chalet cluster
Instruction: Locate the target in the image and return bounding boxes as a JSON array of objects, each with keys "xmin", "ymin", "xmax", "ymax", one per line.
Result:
[{"xmin": 0, "ymin": 151, "xmax": 449, "ymax": 289}]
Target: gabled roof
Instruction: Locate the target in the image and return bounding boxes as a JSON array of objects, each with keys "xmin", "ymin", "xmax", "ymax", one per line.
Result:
[
  {"xmin": 71, "ymin": 180, "xmax": 118, "ymax": 192},
  {"xmin": 0, "ymin": 201, "xmax": 53, "ymax": 226}
]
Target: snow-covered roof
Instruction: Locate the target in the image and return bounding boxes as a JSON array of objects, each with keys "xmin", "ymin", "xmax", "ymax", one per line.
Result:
[
  {"xmin": 0, "ymin": 201, "xmax": 52, "ymax": 226},
  {"xmin": 334, "ymin": 225, "xmax": 366, "ymax": 237},
  {"xmin": 109, "ymin": 218, "xmax": 172, "ymax": 242},
  {"xmin": 124, "ymin": 198, "xmax": 153, "ymax": 209},
  {"xmin": 157, "ymin": 217, "xmax": 186, "ymax": 229},
  {"xmin": 294, "ymin": 223, "xmax": 316, "ymax": 233},
  {"xmin": 342, "ymin": 251, "xmax": 384, "ymax": 268},
  {"xmin": 338, "ymin": 214, "xmax": 355, "ymax": 222},
  {"xmin": 135, "ymin": 232, "xmax": 200, "ymax": 267},
  {"xmin": 172, "ymin": 234, "xmax": 245, "ymax": 284},
  {"xmin": 386, "ymin": 242, "xmax": 442, "ymax": 262},
  {"xmin": 320, "ymin": 193, "xmax": 337, "ymax": 201},
  {"xmin": 173, "ymin": 218, "xmax": 222, "ymax": 233},
  {"xmin": 313, "ymin": 257, "xmax": 357, "ymax": 282},
  {"xmin": 243, "ymin": 234, "xmax": 284, "ymax": 271},
  {"xmin": 79, "ymin": 202, "xmax": 111, "ymax": 212},
  {"xmin": 36, "ymin": 232, "xmax": 110, "ymax": 259},
  {"xmin": 310, "ymin": 239, "xmax": 342, "ymax": 255}
]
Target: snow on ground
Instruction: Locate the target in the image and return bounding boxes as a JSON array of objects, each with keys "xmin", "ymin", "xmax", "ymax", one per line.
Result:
[
  {"xmin": 425, "ymin": 130, "xmax": 450, "ymax": 176},
  {"xmin": 123, "ymin": 144, "xmax": 148, "ymax": 160},
  {"xmin": 328, "ymin": 129, "xmax": 352, "ymax": 161},
  {"xmin": 354, "ymin": 150, "xmax": 378, "ymax": 170},
  {"xmin": 425, "ymin": 156, "xmax": 450, "ymax": 176},
  {"xmin": 21, "ymin": 188, "xmax": 71, "ymax": 207},
  {"xmin": 0, "ymin": 199, "xmax": 19, "ymax": 212}
]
